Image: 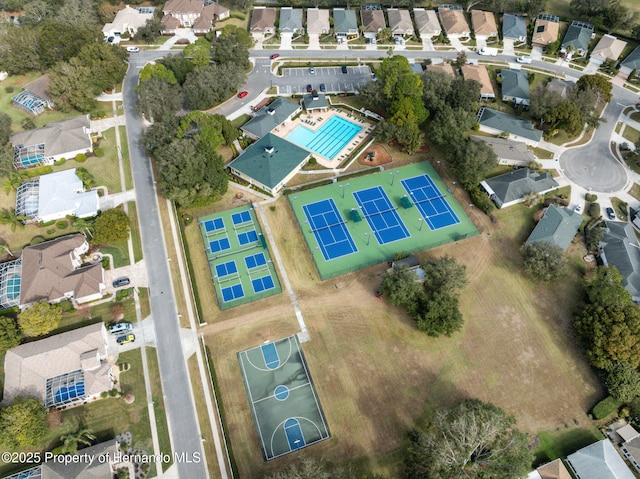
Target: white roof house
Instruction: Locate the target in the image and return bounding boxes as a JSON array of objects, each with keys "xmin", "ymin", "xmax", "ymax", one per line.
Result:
[
  {"xmin": 567, "ymin": 440, "xmax": 635, "ymax": 479},
  {"xmin": 102, "ymin": 5, "xmax": 154, "ymax": 38}
]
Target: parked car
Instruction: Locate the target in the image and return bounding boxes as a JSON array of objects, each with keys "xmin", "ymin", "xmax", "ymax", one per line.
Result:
[
  {"xmin": 306, "ymin": 84, "xmax": 313, "ymax": 92},
  {"xmin": 574, "ymin": 204, "xmax": 583, "ymax": 214},
  {"xmin": 237, "ymin": 91, "xmax": 249, "ymax": 99},
  {"xmin": 341, "ymin": 65, "xmax": 348, "ymax": 74},
  {"xmin": 112, "ymin": 277, "xmax": 130, "ymax": 288},
  {"xmin": 309, "ymin": 67, "xmax": 315, "ymax": 74},
  {"xmin": 116, "ymin": 334, "xmax": 135, "ymax": 345},
  {"xmin": 478, "ymin": 47, "xmax": 498, "ymax": 56},
  {"xmin": 319, "ymin": 83, "xmax": 326, "ymax": 92},
  {"xmin": 606, "ymin": 207, "xmax": 616, "ymax": 220},
  {"xmin": 516, "ymin": 55, "xmax": 532, "ymax": 64},
  {"xmin": 270, "ymin": 54, "xmax": 280, "ymax": 60},
  {"xmin": 126, "ymin": 46, "xmax": 139, "ymax": 53},
  {"xmin": 109, "ymin": 322, "xmax": 133, "ymax": 335}
]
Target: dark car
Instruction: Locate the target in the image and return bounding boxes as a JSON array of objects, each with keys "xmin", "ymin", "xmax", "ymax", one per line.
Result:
[
  {"xmin": 270, "ymin": 53, "xmax": 280, "ymax": 60},
  {"xmin": 341, "ymin": 65, "xmax": 348, "ymax": 74},
  {"xmin": 306, "ymin": 84, "xmax": 313, "ymax": 92},
  {"xmin": 319, "ymin": 83, "xmax": 326, "ymax": 92},
  {"xmin": 606, "ymin": 207, "xmax": 616, "ymax": 220},
  {"xmin": 112, "ymin": 277, "xmax": 130, "ymax": 288}
]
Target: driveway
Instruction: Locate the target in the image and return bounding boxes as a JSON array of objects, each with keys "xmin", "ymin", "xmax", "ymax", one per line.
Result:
[
  {"xmin": 280, "ymin": 34, "xmax": 292, "ymax": 50},
  {"xmin": 531, "ymin": 46, "xmax": 543, "ymax": 60},
  {"xmin": 502, "ymin": 39, "xmax": 515, "ymax": 56},
  {"xmin": 476, "ymin": 37, "xmax": 487, "ymax": 51},
  {"xmin": 422, "ymin": 38, "xmax": 435, "ymax": 51},
  {"xmin": 449, "ymin": 37, "xmax": 467, "ymax": 51},
  {"xmin": 104, "ymin": 260, "xmax": 148, "ymax": 294},
  {"xmin": 308, "ymin": 33, "xmax": 320, "ymax": 50}
]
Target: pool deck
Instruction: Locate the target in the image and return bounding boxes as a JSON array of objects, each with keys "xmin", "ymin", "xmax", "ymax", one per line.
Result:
[{"xmin": 273, "ymin": 107, "xmax": 375, "ymax": 168}]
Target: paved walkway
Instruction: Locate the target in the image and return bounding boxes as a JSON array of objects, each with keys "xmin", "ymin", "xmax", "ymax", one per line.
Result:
[
  {"xmin": 159, "ymin": 29, "xmax": 197, "ymax": 50},
  {"xmin": 91, "ymin": 116, "xmax": 126, "ymax": 133},
  {"xmin": 99, "ymin": 189, "xmax": 136, "ymax": 209}
]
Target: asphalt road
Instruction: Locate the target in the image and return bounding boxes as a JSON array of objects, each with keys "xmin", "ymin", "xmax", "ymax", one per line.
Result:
[{"xmin": 123, "ymin": 51, "xmax": 208, "ymax": 478}]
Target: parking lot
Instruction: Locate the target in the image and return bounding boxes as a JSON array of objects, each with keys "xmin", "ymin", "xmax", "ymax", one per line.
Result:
[{"xmin": 274, "ymin": 65, "xmax": 373, "ymax": 95}]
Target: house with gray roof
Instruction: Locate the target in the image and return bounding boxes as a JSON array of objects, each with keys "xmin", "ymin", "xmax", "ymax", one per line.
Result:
[
  {"xmin": 478, "ymin": 108, "xmax": 542, "ymax": 145},
  {"xmin": 413, "ymin": 8, "xmax": 441, "ymax": 39},
  {"xmin": 333, "ymin": 8, "xmax": 358, "ymax": 38},
  {"xmin": 387, "ymin": 9, "xmax": 414, "ymax": 37},
  {"xmin": 228, "ymin": 133, "xmax": 311, "ymax": 194},
  {"xmin": 471, "ymin": 136, "xmax": 535, "ymax": 166},
  {"xmin": 526, "ymin": 205, "xmax": 582, "ymax": 251},
  {"xmin": 241, "ymin": 97, "xmax": 301, "ymax": 140},
  {"xmin": 501, "ymin": 68, "xmax": 530, "ymax": 106},
  {"xmin": 567, "ymin": 439, "xmax": 635, "ymax": 479},
  {"xmin": 561, "ymin": 21, "xmax": 594, "ymax": 57},
  {"xmin": 279, "ymin": 7, "xmax": 303, "ymax": 35},
  {"xmin": 599, "ymin": 221, "xmax": 640, "ymax": 303},
  {"xmin": 503, "ymin": 13, "xmax": 527, "ymax": 42},
  {"xmin": 620, "ymin": 425, "xmax": 640, "ymax": 473},
  {"xmin": 302, "ymin": 93, "xmax": 330, "ymax": 112},
  {"xmin": 620, "ymin": 45, "xmax": 640, "ymax": 75},
  {"xmin": 480, "ymin": 168, "xmax": 559, "ymax": 208}
]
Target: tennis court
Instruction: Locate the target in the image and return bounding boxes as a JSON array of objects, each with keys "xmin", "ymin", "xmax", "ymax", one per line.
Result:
[
  {"xmin": 353, "ymin": 186, "xmax": 411, "ymax": 244},
  {"xmin": 198, "ymin": 205, "xmax": 282, "ymax": 309},
  {"xmin": 302, "ymin": 199, "xmax": 358, "ymax": 261},
  {"xmin": 401, "ymin": 174, "xmax": 460, "ymax": 230},
  {"xmin": 238, "ymin": 335, "xmax": 331, "ymax": 460},
  {"xmin": 287, "ymin": 162, "xmax": 479, "ymax": 279}
]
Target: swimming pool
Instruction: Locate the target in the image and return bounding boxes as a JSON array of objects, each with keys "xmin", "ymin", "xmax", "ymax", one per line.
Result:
[{"xmin": 286, "ymin": 116, "xmax": 363, "ymax": 160}]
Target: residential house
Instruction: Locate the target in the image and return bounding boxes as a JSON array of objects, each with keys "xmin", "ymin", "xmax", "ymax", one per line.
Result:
[
  {"xmin": 502, "ymin": 13, "xmax": 527, "ymax": 42},
  {"xmin": 387, "ymin": 9, "xmax": 414, "ymax": 37},
  {"xmin": 306, "ymin": 8, "xmax": 330, "ymax": 35},
  {"xmin": 619, "ymin": 45, "xmax": 640, "ymax": 75},
  {"xmin": 461, "ymin": 64, "xmax": 495, "ymax": 101},
  {"xmin": 438, "ymin": 5, "xmax": 470, "ymax": 39},
  {"xmin": 471, "ymin": 10, "xmax": 498, "ymax": 40},
  {"xmin": 567, "ymin": 439, "xmax": 635, "ymax": 479},
  {"xmin": 241, "ymin": 97, "xmax": 301, "ymax": 140},
  {"xmin": 471, "ymin": 136, "xmax": 535, "ymax": 166},
  {"xmin": 302, "ymin": 93, "xmax": 330, "ymax": 112},
  {"xmin": 2, "ymin": 323, "xmax": 114, "ymax": 408},
  {"xmin": 528, "ymin": 458, "xmax": 573, "ymax": 479},
  {"xmin": 333, "ymin": 8, "xmax": 358, "ymax": 39},
  {"xmin": 11, "ymin": 115, "xmax": 92, "ymax": 169},
  {"xmin": 532, "ymin": 13, "xmax": 560, "ymax": 48},
  {"xmin": 102, "ymin": 5, "xmax": 154, "ymax": 39},
  {"xmin": 599, "ymin": 221, "xmax": 640, "ymax": 303},
  {"xmin": 360, "ymin": 5, "xmax": 386, "ymax": 41},
  {"xmin": 478, "ymin": 108, "xmax": 542, "ymax": 145},
  {"xmin": 12, "ymin": 74, "xmax": 53, "ymax": 115},
  {"xmin": 228, "ymin": 133, "xmax": 311, "ymax": 195},
  {"xmin": 161, "ymin": 0, "xmax": 228, "ymax": 33},
  {"xmin": 279, "ymin": 7, "xmax": 303, "ymax": 36},
  {"xmin": 561, "ymin": 21, "xmax": 594, "ymax": 58},
  {"xmin": 546, "ymin": 78, "xmax": 575, "ymax": 99},
  {"xmin": 501, "ymin": 68, "xmax": 531, "ymax": 106},
  {"xmin": 413, "ymin": 8, "xmax": 441, "ymax": 39},
  {"xmin": 620, "ymin": 424, "xmax": 640, "ymax": 473},
  {"xmin": 526, "ymin": 205, "xmax": 582, "ymax": 251},
  {"xmin": 193, "ymin": 3, "xmax": 230, "ymax": 34},
  {"xmin": 250, "ymin": 6, "xmax": 276, "ymax": 38},
  {"xmin": 480, "ymin": 168, "xmax": 559, "ymax": 208},
  {"xmin": 426, "ymin": 62, "xmax": 455, "ymax": 75},
  {"xmin": 15, "ymin": 168, "xmax": 99, "ymax": 223},
  {"xmin": 590, "ymin": 34, "xmax": 626, "ymax": 65}
]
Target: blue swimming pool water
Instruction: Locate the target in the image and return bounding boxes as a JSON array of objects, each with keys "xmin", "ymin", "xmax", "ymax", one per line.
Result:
[{"xmin": 286, "ymin": 116, "xmax": 362, "ymax": 160}]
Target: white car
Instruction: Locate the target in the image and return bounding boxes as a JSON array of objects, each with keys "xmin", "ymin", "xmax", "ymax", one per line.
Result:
[
  {"xmin": 516, "ymin": 55, "xmax": 532, "ymax": 64},
  {"xmin": 574, "ymin": 204, "xmax": 583, "ymax": 214},
  {"xmin": 126, "ymin": 46, "xmax": 139, "ymax": 53}
]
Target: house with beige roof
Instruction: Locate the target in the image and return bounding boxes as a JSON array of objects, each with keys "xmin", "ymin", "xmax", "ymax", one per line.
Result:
[
  {"xmin": 471, "ymin": 10, "xmax": 497, "ymax": 39},
  {"xmin": 387, "ymin": 9, "xmax": 414, "ymax": 37},
  {"xmin": 438, "ymin": 5, "xmax": 470, "ymax": 39},
  {"xmin": 427, "ymin": 62, "xmax": 455, "ymax": 75},
  {"xmin": 306, "ymin": 8, "xmax": 329, "ymax": 35},
  {"xmin": 461, "ymin": 64, "xmax": 495, "ymax": 100},
  {"xmin": 528, "ymin": 459, "xmax": 573, "ymax": 479},
  {"xmin": 413, "ymin": 8, "xmax": 441, "ymax": 38},
  {"xmin": 3, "ymin": 322, "xmax": 114, "ymax": 408},
  {"xmin": 102, "ymin": 5, "xmax": 154, "ymax": 39},
  {"xmin": 360, "ymin": 6, "xmax": 386, "ymax": 41},
  {"xmin": 532, "ymin": 13, "xmax": 559, "ymax": 48},
  {"xmin": 250, "ymin": 6, "xmax": 276, "ymax": 38},
  {"xmin": 161, "ymin": 0, "xmax": 228, "ymax": 34},
  {"xmin": 590, "ymin": 34, "xmax": 626, "ymax": 65}
]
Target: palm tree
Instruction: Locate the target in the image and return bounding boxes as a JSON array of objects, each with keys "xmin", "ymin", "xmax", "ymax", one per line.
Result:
[
  {"xmin": 59, "ymin": 426, "xmax": 96, "ymax": 454},
  {"xmin": 0, "ymin": 208, "xmax": 28, "ymax": 232},
  {"xmin": 3, "ymin": 172, "xmax": 26, "ymax": 194}
]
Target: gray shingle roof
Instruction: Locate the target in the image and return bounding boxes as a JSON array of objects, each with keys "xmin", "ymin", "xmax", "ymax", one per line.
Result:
[
  {"xmin": 482, "ymin": 168, "xmax": 558, "ymax": 205},
  {"xmin": 621, "ymin": 45, "xmax": 640, "ymax": 71},
  {"xmin": 10, "ymin": 115, "xmax": 91, "ymax": 158},
  {"xmin": 241, "ymin": 97, "xmax": 300, "ymax": 138},
  {"xmin": 502, "ymin": 13, "xmax": 527, "ymax": 40},
  {"xmin": 600, "ymin": 221, "xmax": 640, "ymax": 302},
  {"xmin": 333, "ymin": 8, "xmax": 358, "ymax": 34},
  {"xmin": 471, "ymin": 136, "xmax": 535, "ymax": 164},
  {"xmin": 42, "ymin": 440, "xmax": 119, "ymax": 478},
  {"xmin": 526, "ymin": 205, "xmax": 582, "ymax": 251},
  {"xmin": 228, "ymin": 133, "xmax": 310, "ymax": 190},
  {"xmin": 279, "ymin": 7, "xmax": 303, "ymax": 33},
  {"xmin": 478, "ymin": 108, "xmax": 542, "ymax": 143},
  {"xmin": 567, "ymin": 439, "xmax": 635, "ymax": 479},
  {"xmin": 501, "ymin": 68, "xmax": 530, "ymax": 102},
  {"xmin": 562, "ymin": 20, "xmax": 594, "ymax": 52},
  {"xmin": 302, "ymin": 93, "xmax": 329, "ymax": 110}
]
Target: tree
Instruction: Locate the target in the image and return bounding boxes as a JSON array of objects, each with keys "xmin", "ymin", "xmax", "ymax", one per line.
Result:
[
  {"xmin": 520, "ymin": 241, "xmax": 567, "ymax": 281},
  {"xmin": 76, "ymin": 42, "xmax": 128, "ymax": 93},
  {"xmin": 0, "ymin": 316, "xmax": 21, "ymax": 351},
  {"xmin": 37, "ymin": 23, "xmax": 99, "ymax": 69},
  {"xmin": 0, "ymin": 26, "xmax": 42, "ymax": 74},
  {"xmin": 159, "ymin": 54, "xmax": 195, "ymax": 85},
  {"xmin": 0, "ymin": 144, "xmax": 14, "ymax": 179},
  {"xmin": 544, "ymin": 101, "xmax": 583, "ymax": 135},
  {"xmin": 414, "ymin": 291, "xmax": 464, "ymax": 336},
  {"xmin": 184, "ymin": 38, "xmax": 212, "ymax": 68},
  {"xmin": 406, "ymin": 399, "xmax": 533, "ymax": 479},
  {"xmin": 570, "ymin": 0, "xmax": 608, "ymax": 16},
  {"xmin": 135, "ymin": 17, "xmax": 163, "ymax": 44},
  {"xmin": 54, "ymin": 0, "xmax": 98, "ymax": 28},
  {"xmin": 422, "ymin": 70, "xmax": 453, "ymax": 114},
  {"xmin": 0, "ymin": 397, "xmax": 49, "ymax": 449},
  {"xmin": 19, "ymin": 0, "xmax": 54, "ymax": 26},
  {"xmin": 183, "ymin": 63, "xmax": 246, "ymax": 110},
  {"xmin": 212, "ymin": 24, "xmax": 253, "ymax": 70},
  {"xmin": 604, "ymin": 361, "xmax": 640, "ymax": 402},
  {"xmin": 0, "ymin": 112, "xmax": 11, "ymax": 146},
  {"xmin": 0, "ymin": 208, "xmax": 28, "ymax": 232},
  {"xmin": 430, "ymin": 107, "xmax": 478, "ymax": 148},
  {"xmin": 529, "ymin": 84, "xmax": 563, "ymax": 126},
  {"xmin": 54, "ymin": 426, "xmax": 96, "ymax": 454},
  {"xmin": 445, "ymin": 137, "xmax": 497, "ymax": 186},
  {"xmin": 380, "ymin": 266, "xmax": 426, "ymax": 310},
  {"xmin": 18, "ymin": 300, "xmax": 62, "ymax": 337},
  {"xmin": 576, "ymin": 74, "xmax": 612, "ymax": 102},
  {"xmin": 602, "ymin": 2, "xmax": 638, "ymax": 31},
  {"xmin": 454, "ymin": 50, "xmax": 467, "ymax": 68},
  {"xmin": 585, "ymin": 223, "xmax": 604, "ymax": 251},
  {"xmin": 265, "ymin": 457, "xmax": 358, "ymax": 479},
  {"xmin": 422, "ymin": 255, "xmax": 467, "ymax": 293},
  {"xmin": 139, "ymin": 63, "xmax": 178, "ymax": 85},
  {"xmin": 137, "ymin": 77, "xmax": 182, "ymax": 123},
  {"xmin": 93, "ymin": 208, "xmax": 130, "ymax": 244},
  {"xmin": 48, "ymin": 59, "xmax": 97, "ymax": 112}
]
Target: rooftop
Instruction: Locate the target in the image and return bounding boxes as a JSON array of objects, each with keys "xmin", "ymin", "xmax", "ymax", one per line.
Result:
[
  {"xmin": 562, "ymin": 20, "xmax": 594, "ymax": 52},
  {"xmin": 502, "ymin": 13, "xmax": 527, "ymax": 40},
  {"xmin": 482, "ymin": 168, "xmax": 558, "ymax": 205},
  {"xmin": 333, "ymin": 8, "xmax": 358, "ymax": 34},
  {"xmin": 532, "ymin": 13, "xmax": 560, "ymax": 46},
  {"xmin": 471, "ymin": 10, "xmax": 498, "ymax": 36},
  {"xmin": 502, "ymin": 68, "xmax": 530, "ymax": 101},
  {"xmin": 591, "ymin": 34, "xmax": 626, "ymax": 62},
  {"xmin": 567, "ymin": 439, "xmax": 635, "ymax": 479},
  {"xmin": 478, "ymin": 108, "xmax": 542, "ymax": 143},
  {"xmin": 413, "ymin": 9, "xmax": 441, "ymax": 35},
  {"xmin": 250, "ymin": 7, "xmax": 276, "ymax": 32},
  {"xmin": 471, "ymin": 136, "xmax": 535, "ymax": 164},
  {"xmin": 438, "ymin": 6, "xmax": 470, "ymax": 35},
  {"xmin": 461, "ymin": 64, "xmax": 494, "ymax": 97},
  {"xmin": 526, "ymin": 205, "xmax": 582, "ymax": 251},
  {"xmin": 242, "ymin": 97, "xmax": 301, "ymax": 138},
  {"xmin": 11, "ymin": 115, "xmax": 91, "ymax": 158},
  {"xmin": 600, "ymin": 221, "xmax": 640, "ymax": 302},
  {"xmin": 279, "ymin": 7, "xmax": 303, "ymax": 33}
]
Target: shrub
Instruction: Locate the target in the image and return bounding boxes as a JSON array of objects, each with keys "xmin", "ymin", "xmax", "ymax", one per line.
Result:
[
  {"xmin": 75, "ymin": 153, "xmax": 87, "ymax": 163},
  {"xmin": 101, "ymin": 256, "xmax": 111, "ymax": 270},
  {"xmin": 109, "ymin": 388, "xmax": 119, "ymax": 397},
  {"xmin": 30, "ymin": 235, "xmax": 45, "ymax": 245},
  {"xmin": 56, "ymin": 221, "xmax": 68, "ymax": 229},
  {"xmin": 93, "ymin": 147, "xmax": 104, "ymax": 157},
  {"xmin": 46, "ymin": 229, "xmax": 55, "ymax": 235},
  {"xmin": 100, "ymin": 391, "xmax": 108, "ymax": 399},
  {"xmin": 585, "ymin": 193, "xmax": 598, "ymax": 202},
  {"xmin": 592, "ymin": 396, "xmax": 623, "ymax": 420},
  {"xmin": 4, "ymin": 86, "xmax": 14, "ymax": 93},
  {"xmin": 53, "ymin": 158, "xmax": 66, "ymax": 166},
  {"xmin": 588, "ymin": 202, "xmax": 601, "ymax": 219},
  {"xmin": 467, "ymin": 184, "xmax": 495, "ymax": 214},
  {"xmin": 21, "ymin": 118, "xmax": 36, "ymax": 130}
]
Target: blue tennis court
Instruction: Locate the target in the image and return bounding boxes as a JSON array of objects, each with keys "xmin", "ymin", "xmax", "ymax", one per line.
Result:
[
  {"xmin": 353, "ymin": 186, "xmax": 411, "ymax": 244},
  {"xmin": 245, "ymin": 252, "xmax": 267, "ymax": 269},
  {"xmin": 401, "ymin": 175, "xmax": 460, "ymax": 230},
  {"xmin": 252, "ymin": 275, "xmax": 275, "ymax": 293},
  {"xmin": 221, "ymin": 283, "xmax": 244, "ymax": 302},
  {"xmin": 232, "ymin": 210, "xmax": 252, "ymax": 225},
  {"xmin": 55, "ymin": 382, "xmax": 85, "ymax": 403},
  {"xmin": 203, "ymin": 217, "xmax": 224, "ymax": 233},
  {"xmin": 209, "ymin": 237, "xmax": 231, "ymax": 253},
  {"xmin": 238, "ymin": 230, "xmax": 258, "ymax": 245},
  {"xmin": 302, "ymin": 199, "xmax": 357, "ymax": 261},
  {"xmin": 261, "ymin": 342, "xmax": 280, "ymax": 369},
  {"xmin": 215, "ymin": 261, "xmax": 237, "ymax": 278},
  {"xmin": 286, "ymin": 116, "xmax": 362, "ymax": 160}
]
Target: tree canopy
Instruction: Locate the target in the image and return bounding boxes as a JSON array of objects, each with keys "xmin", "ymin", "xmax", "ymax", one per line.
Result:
[
  {"xmin": 0, "ymin": 316, "xmax": 21, "ymax": 351},
  {"xmin": 0, "ymin": 397, "xmax": 49, "ymax": 449},
  {"xmin": 406, "ymin": 399, "xmax": 533, "ymax": 479},
  {"xmin": 521, "ymin": 241, "xmax": 567, "ymax": 281},
  {"xmin": 604, "ymin": 361, "xmax": 640, "ymax": 402},
  {"xmin": 93, "ymin": 208, "xmax": 131, "ymax": 245},
  {"xmin": 576, "ymin": 74, "xmax": 613, "ymax": 102},
  {"xmin": 446, "ymin": 138, "xmax": 497, "ymax": 187},
  {"xmin": 18, "ymin": 300, "xmax": 62, "ymax": 337}
]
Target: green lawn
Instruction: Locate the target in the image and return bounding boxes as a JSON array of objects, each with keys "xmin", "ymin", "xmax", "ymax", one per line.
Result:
[
  {"xmin": 146, "ymin": 347, "xmax": 173, "ymax": 471},
  {"xmin": 532, "ymin": 147, "xmax": 555, "ymax": 159},
  {"xmin": 629, "ymin": 182, "xmax": 640, "ymax": 201},
  {"xmin": 631, "ymin": 112, "xmax": 640, "ymax": 123},
  {"xmin": 101, "ymin": 242, "xmax": 130, "ymax": 269},
  {"xmin": 118, "ymin": 126, "xmax": 133, "ymax": 190},
  {"xmin": 623, "ymin": 125, "xmax": 640, "ymax": 144},
  {"xmin": 534, "ymin": 427, "xmax": 603, "ymax": 465},
  {"xmin": 127, "ymin": 201, "xmax": 143, "ymax": 263}
]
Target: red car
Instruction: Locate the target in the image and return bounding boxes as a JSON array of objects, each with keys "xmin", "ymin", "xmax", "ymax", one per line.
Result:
[
  {"xmin": 270, "ymin": 54, "xmax": 280, "ymax": 60},
  {"xmin": 238, "ymin": 91, "xmax": 248, "ymax": 99}
]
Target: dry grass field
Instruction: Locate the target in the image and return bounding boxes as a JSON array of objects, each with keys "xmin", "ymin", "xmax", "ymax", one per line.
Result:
[{"xmin": 199, "ymin": 192, "xmax": 603, "ymax": 478}]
